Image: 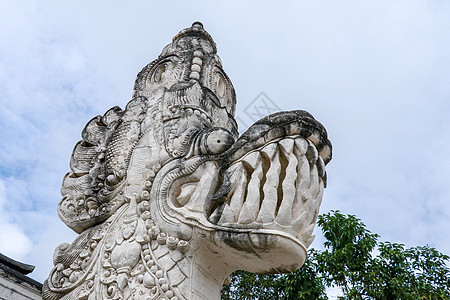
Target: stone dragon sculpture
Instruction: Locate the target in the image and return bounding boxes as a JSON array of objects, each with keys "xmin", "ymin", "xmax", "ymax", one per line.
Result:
[{"xmin": 43, "ymin": 22, "xmax": 332, "ymax": 300}]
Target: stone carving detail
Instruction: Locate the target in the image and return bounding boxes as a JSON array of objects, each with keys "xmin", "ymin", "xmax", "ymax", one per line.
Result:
[{"xmin": 43, "ymin": 22, "xmax": 332, "ymax": 300}]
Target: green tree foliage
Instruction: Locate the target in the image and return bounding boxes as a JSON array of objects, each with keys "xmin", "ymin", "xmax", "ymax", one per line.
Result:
[
  {"xmin": 221, "ymin": 211, "xmax": 450, "ymax": 299},
  {"xmin": 221, "ymin": 254, "xmax": 327, "ymax": 300}
]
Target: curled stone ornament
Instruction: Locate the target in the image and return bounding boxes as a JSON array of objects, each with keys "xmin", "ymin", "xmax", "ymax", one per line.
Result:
[{"xmin": 43, "ymin": 22, "xmax": 332, "ymax": 300}]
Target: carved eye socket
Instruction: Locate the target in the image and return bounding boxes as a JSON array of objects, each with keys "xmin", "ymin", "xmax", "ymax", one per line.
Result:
[
  {"xmin": 200, "ymin": 128, "xmax": 234, "ymax": 155},
  {"xmin": 216, "ymin": 74, "xmax": 226, "ymax": 98},
  {"xmin": 153, "ymin": 64, "xmax": 167, "ymax": 83}
]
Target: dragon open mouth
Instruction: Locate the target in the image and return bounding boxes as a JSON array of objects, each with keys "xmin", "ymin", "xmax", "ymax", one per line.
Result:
[
  {"xmin": 164, "ymin": 110, "xmax": 331, "ymax": 249},
  {"xmin": 209, "ymin": 136, "xmax": 324, "ymax": 247}
]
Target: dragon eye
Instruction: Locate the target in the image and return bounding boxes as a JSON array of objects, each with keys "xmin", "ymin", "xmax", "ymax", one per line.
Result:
[
  {"xmin": 153, "ymin": 64, "xmax": 167, "ymax": 83},
  {"xmin": 216, "ymin": 74, "xmax": 226, "ymax": 98},
  {"xmin": 200, "ymin": 128, "xmax": 234, "ymax": 155}
]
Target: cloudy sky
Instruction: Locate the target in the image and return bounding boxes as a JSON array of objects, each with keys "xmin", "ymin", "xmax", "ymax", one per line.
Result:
[{"xmin": 0, "ymin": 0, "xmax": 449, "ymax": 285}]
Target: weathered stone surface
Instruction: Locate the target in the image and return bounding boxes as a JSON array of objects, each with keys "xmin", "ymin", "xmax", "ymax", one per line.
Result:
[{"xmin": 43, "ymin": 22, "xmax": 332, "ymax": 300}]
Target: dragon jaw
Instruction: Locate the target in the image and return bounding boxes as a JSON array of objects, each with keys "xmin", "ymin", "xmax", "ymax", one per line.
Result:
[{"xmin": 149, "ymin": 109, "xmax": 331, "ymax": 275}]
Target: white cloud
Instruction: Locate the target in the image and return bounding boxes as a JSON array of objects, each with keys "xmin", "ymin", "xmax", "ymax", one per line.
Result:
[
  {"xmin": 0, "ymin": 180, "xmax": 32, "ymax": 260},
  {"xmin": 0, "ymin": 223, "xmax": 32, "ymax": 260}
]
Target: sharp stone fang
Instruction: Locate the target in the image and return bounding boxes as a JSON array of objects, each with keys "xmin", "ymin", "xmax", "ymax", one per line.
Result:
[
  {"xmin": 209, "ymin": 203, "xmax": 224, "ymax": 224},
  {"xmin": 313, "ymin": 180, "xmax": 325, "ymax": 207},
  {"xmin": 306, "ymin": 143, "xmax": 318, "ymax": 164},
  {"xmin": 295, "ymin": 154, "xmax": 311, "ymax": 203},
  {"xmin": 261, "ymin": 142, "xmax": 277, "ymax": 158},
  {"xmin": 317, "ymin": 156, "xmax": 325, "ymax": 178},
  {"xmin": 292, "ymin": 211, "xmax": 307, "ymax": 233},
  {"xmin": 278, "ymin": 138, "xmax": 294, "ymax": 154},
  {"xmin": 237, "ymin": 202, "xmax": 254, "ymax": 224},
  {"xmin": 294, "ymin": 137, "xmax": 308, "ymax": 156},
  {"xmin": 257, "ymin": 144, "xmax": 280, "ymax": 223},
  {"xmin": 228, "ymin": 165, "xmax": 247, "ymax": 215},
  {"xmin": 217, "ymin": 204, "xmax": 235, "ymax": 224},
  {"xmin": 276, "ymin": 145, "xmax": 298, "ymax": 226},
  {"xmin": 242, "ymin": 151, "xmax": 261, "ymax": 169},
  {"xmin": 245, "ymin": 162, "xmax": 264, "ymax": 220},
  {"xmin": 306, "ymin": 164, "xmax": 319, "ymax": 200}
]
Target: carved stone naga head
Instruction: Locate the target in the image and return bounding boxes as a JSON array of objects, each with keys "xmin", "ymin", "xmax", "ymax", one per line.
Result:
[{"xmin": 43, "ymin": 22, "xmax": 332, "ymax": 300}]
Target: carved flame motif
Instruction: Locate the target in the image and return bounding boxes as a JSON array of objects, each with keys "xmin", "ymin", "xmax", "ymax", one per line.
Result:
[{"xmin": 43, "ymin": 22, "xmax": 332, "ymax": 300}]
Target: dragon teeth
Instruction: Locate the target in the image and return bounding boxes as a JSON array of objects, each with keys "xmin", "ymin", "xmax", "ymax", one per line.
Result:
[
  {"xmin": 257, "ymin": 143, "xmax": 279, "ymax": 223},
  {"xmin": 215, "ymin": 137, "xmax": 325, "ymax": 245},
  {"xmin": 275, "ymin": 140, "xmax": 298, "ymax": 226},
  {"xmin": 242, "ymin": 150, "xmax": 260, "ymax": 169},
  {"xmin": 294, "ymin": 137, "xmax": 308, "ymax": 156},
  {"xmin": 319, "ymin": 144, "xmax": 332, "ymax": 164},
  {"xmin": 294, "ymin": 152, "xmax": 311, "ymax": 200},
  {"xmin": 237, "ymin": 202, "xmax": 255, "ymax": 224},
  {"xmin": 261, "ymin": 142, "xmax": 278, "ymax": 158},
  {"xmin": 244, "ymin": 155, "xmax": 263, "ymax": 221},
  {"xmin": 292, "ymin": 211, "xmax": 307, "ymax": 233},
  {"xmin": 228, "ymin": 165, "xmax": 247, "ymax": 220},
  {"xmin": 317, "ymin": 156, "xmax": 325, "ymax": 178},
  {"xmin": 218, "ymin": 204, "xmax": 235, "ymax": 224},
  {"xmin": 278, "ymin": 138, "xmax": 294, "ymax": 154},
  {"xmin": 306, "ymin": 143, "xmax": 318, "ymax": 164},
  {"xmin": 306, "ymin": 164, "xmax": 319, "ymax": 200}
]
